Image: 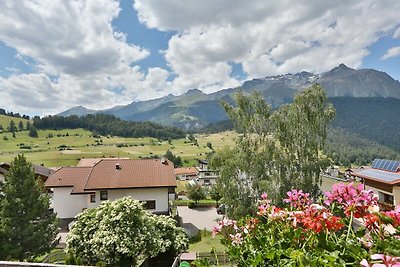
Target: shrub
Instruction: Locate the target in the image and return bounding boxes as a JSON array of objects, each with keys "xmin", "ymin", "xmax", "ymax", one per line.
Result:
[{"xmin": 188, "ymin": 201, "xmax": 196, "ymax": 209}]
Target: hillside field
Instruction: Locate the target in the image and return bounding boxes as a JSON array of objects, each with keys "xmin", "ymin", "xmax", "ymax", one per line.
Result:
[{"xmin": 0, "ymin": 126, "xmax": 236, "ymax": 167}]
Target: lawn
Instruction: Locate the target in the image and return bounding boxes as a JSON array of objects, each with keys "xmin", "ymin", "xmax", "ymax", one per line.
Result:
[
  {"xmin": 0, "ymin": 126, "xmax": 237, "ymax": 167},
  {"xmin": 189, "ymin": 231, "xmax": 226, "ymax": 253}
]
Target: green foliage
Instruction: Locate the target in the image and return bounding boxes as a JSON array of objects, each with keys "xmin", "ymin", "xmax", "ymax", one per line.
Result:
[
  {"xmin": 33, "ymin": 114, "xmax": 186, "ymax": 140},
  {"xmin": 206, "ymin": 142, "xmax": 213, "ymax": 150},
  {"xmin": 18, "ymin": 121, "xmax": 24, "ymax": 131},
  {"xmin": 29, "ymin": 126, "xmax": 38, "ymax": 138},
  {"xmin": 26, "ymin": 120, "xmax": 31, "ymax": 130},
  {"xmin": 8, "ymin": 120, "xmax": 16, "ymax": 133},
  {"xmin": 331, "ymin": 97, "xmax": 400, "ymax": 152},
  {"xmin": 165, "ymin": 149, "xmax": 182, "ymax": 167},
  {"xmin": 186, "ymin": 183, "xmax": 206, "ymax": 205},
  {"xmin": 0, "ymin": 154, "xmax": 59, "ymax": 261},
  {"xmin": 216, "ymin": 185, "xmax": 400, "ymax": 266},
  {"xmin": 213, "ymin": 84, "xmax": 335, "ymax": 218},
  {"xmin": 66, "ymin": 197, "xmax": 188, "ymax": 266},
  {"xmin": 209, "ymin": 184, "xmax": 222, "ymax": 206},
  {"xmin": 325, "ymin": 127, "xmax": 399, "ymax": 166}
]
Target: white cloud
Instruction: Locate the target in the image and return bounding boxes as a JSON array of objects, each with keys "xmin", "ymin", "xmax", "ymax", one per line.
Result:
[
  {"xmin": 0, "ymin": 0, "xmax": 149, "ymax": 76},
  {"xmin": 0, "ymin": 0, "xmax": 176, "ymax": 115},
  {"xmin": 381, "ymin": 46, "xmax": 400, "ymax": 60},
  {"xmin": 136, "ymin": 0, "xmax": 400, "ymax": 89},
  {"xmin": 394, "ymin": 27, "xmax": 400, "ymax": 39}
]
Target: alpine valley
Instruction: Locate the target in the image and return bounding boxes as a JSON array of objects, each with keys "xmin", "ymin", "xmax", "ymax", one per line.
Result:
[{"xmin": 59, "ymin": 64, "xmax": 400, "ymax": 161}]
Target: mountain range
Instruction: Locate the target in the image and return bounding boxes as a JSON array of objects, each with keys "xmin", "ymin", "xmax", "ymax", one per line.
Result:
[{"xmin": 59, "ymin": 64, "xmax": 400, "ymax": 130}]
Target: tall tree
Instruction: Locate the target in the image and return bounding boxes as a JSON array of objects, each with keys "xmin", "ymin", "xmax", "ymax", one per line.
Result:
[
  {"xmin": 8, "ymin": 120, "xmax": 16, "ymax": 133},
  {"xmin": 186, "ymin": 183, "xmax": 206, "ymax": 205},
  {"xmin": 0, "ymin": 155, "xmax": 59, "ymax": 261},
  {"xmin": 18, "ymin": 121, "xmax": 24, "ymax": 131},
  {"xmin": 28, "ymin": 126, "xmax": 38, "ymax": 138},
  {"xmin": 26, "ymin": 121, "xmax": 31, "ymax": 130},
  {"xmin": 212, "ymin": 84, "xmax": 335, "ymax": 218}
]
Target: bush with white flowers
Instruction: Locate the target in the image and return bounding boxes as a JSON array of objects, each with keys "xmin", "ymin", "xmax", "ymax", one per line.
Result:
[{"xmin": 66, "ymin": 197, "xmax": 188, "ymax": 266}]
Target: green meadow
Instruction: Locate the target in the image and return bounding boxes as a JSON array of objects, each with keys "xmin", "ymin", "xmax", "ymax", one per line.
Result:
[{"xmin": 0, "ymin": 116, "xmax": 236, "ymax": 167}]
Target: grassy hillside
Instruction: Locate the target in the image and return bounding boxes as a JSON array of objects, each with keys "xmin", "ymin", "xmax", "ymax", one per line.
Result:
[
  {"xmin": 0, "ymin": 115, "xmax": 29, "ymax": 131},
  {"xmin": 0, "ymin": 127, "xmax": 236, "ymax": 167}
]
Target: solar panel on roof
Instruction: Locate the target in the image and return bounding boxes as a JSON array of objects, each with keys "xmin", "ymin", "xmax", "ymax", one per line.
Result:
[
  {"xmin": 393, "ymin": 162, "xmax": 400, "ymax": 172},
  {"xmin": 370, "ymin": 159, "xmax": 400, "ymax": 172},
  {"xmin": 382, "ymin": 160, "xmax": 391, "ymax": 170},
  {"xmin": 379, "ymin": 160, "xmax": 387, "ymax": 169},
  {"xmin": 371, "ymin": 159, "xmax": 380, "ymax": 169},
  {"xmin": 387, "ymin": 161, "xmax": 396, "ymax": 172}
]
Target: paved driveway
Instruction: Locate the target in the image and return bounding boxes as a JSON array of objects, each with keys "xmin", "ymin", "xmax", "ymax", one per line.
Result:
[{"xmin": 177, "ymin": 206, "xmax": 224, "ymax": 236}]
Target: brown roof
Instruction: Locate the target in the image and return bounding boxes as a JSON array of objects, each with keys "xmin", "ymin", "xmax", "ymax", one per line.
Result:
[
  {"xmin": 0, "ymin": 162, "xmax": 53, "ymax": 179},
  {"xmin": 175, "ymin": 167, "xmax": 197, "ymax": 175},
  {"xmin": 84, "ymin": 159, "xmax": 176, "ymax": 190},
  {"xmin": 45, "ymin": 167, "xmax": 93, "ymax": 194},
  {"xmin": 77, "ymin": 158, "xmax": 129, "ymax": 167}
]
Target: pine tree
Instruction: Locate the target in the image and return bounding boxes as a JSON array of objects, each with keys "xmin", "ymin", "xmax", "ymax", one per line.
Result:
[
  {"xmin": 8, "ymin": 120, "xmax": 15, "ymax": 133},
  {"xmin": 26, "ymin": 121, "xmax": 31, "ymax": 130},
  {"xmin": 28, "ymin": 126, "xmax": 38, "ymax": 138},
  {"xmin": 0, "ymin": 155, "xmax": 59, "ymax": 261},
  {"xmin": 18, "ymin": 121, "xmax": 24, "ymax": 131}
]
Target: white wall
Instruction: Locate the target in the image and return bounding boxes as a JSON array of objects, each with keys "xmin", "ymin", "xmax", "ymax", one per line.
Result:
[
  {"xmin": 52, "ymin": 187, "xmax": 87, "ymax": 219},
  {"xmin": 91, "ymin": 187, "xmax": 170, "ymax": 213}
]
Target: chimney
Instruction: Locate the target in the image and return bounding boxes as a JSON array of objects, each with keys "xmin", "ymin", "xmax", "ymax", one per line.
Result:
[
  {"xmin": 161, "ymin": 157, "xmax": 167, "ymax": 165},
  {"xmin": 115, "ymin": 163, "xmax": 121, "ymax": 170}
]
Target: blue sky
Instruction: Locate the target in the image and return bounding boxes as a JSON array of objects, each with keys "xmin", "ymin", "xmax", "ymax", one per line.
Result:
[{"xmin": 0, "ymin": 0, "xmax": 399, "ymax": 116}]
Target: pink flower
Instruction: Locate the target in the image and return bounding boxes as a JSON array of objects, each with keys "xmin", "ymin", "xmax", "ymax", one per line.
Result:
[
  {"xmin": 261, "ymin": 192, "xmax": 268, "ymax": 200},
  {"xmin": 229, "ymin": 233, "xmax": 243, "ymax": 245},
  {"xmin": 284, "ymin": 189, "xmax": 311, "ymax": 210},
  {"xmin": 361, "ymin": 254, "xmax": 400, "ymax": 267},
  {"xmin": 324, "ymin": 183, "xmax": 378, "ymax": 217}
]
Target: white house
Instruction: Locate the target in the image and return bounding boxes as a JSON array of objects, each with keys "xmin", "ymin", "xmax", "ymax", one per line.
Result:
[
  {"xmin": 175, "ymin": 167, "xmax": 198, "ymax": 181},
  {"xmin": 196, "ymin": 159, "xmax": 218, "ymax": 186},
  {"xmin": 45, "ymin": 158, "xmax": 177, "ymax": 219}
]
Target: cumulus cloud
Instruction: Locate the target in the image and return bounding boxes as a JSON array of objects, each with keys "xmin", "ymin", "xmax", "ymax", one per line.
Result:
[
  {"xmin": 381, "ymin": 46, "xmax": 400, "ymax": 60},
  {"xmin": 394, "ymin": 27, "xmax": 400, "ymax": 39},
  {"xmin": 0, "ymin": 0, "xmax": 176, "ymax": 115},
  {"xmin": 135, "ymin": 0, "xmax": 400, "ymax": 89}
]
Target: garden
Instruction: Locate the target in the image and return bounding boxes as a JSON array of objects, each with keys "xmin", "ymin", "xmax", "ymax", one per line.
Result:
[{"xmin": 212, "ymin": 183, "xmax": 400, "ymax": 266}]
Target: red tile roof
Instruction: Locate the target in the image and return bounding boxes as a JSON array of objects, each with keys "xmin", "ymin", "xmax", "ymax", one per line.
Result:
[
  {"xmin": 45, "ymin": 159, "xmax": 176, "ymax": 193},
  {"xmin": 175, "ymin": 167, "xmax": 197, "ymax": 175},
  {"xmin": 77, "ymin": 157, "xmax": 129, "ymax": 167},
  {"xmin": 84, "ymin": 159, "xmax": 176, "ymax": 190},
  {"xmin": 45, "ymin": 167, "xmax": 93, "ymax": 194}
]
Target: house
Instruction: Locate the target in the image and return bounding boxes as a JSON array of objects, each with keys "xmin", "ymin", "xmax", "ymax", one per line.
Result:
[
  {"xmin": 196, "ymin": 159, "xmax": 218, "ymax": 186},
  {"xmin": 175, "ymin": 167, "xmax": 198, "ymax": 180},
  {"xmin": 351, "ymin": 159, "xmax": 400, "ymax": 210},
  {"xmin": 0, "ymin": 162, "xmax": 54, "ymax": 183},
  {"xmin": 45, "ymin": 158, "xmax": 177, "ymax": 219}
]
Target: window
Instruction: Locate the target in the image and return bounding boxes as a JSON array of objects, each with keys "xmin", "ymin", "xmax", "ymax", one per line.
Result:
[
  {"xmin": 100, "ymin": 190, "xmax": 108, "ymax": 200},
  {"xmin": 142, "ymin": 200, "xmax": 156, "ymax": 210},
  {"xmin": 168, "ymin": 187, "xmax": 175, "ymax": 194},
  {"xmin": 204, "ymin": 179, "xmax": 210, "ymax": 184},
  {"xmin": 90, "ymin": 194, "xmax": 96, "ymax": 203}
]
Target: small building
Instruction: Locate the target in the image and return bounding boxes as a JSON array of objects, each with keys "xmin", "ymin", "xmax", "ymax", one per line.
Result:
[
  {"xmin": 351, "ymin": 159, "xmax": 400, "ymax": 211},
  {"xmin": 196, "ymin": 159, "xmax": 218, "ymax": 186},
  {"xmin": 45, "ymin": 158, "xmax": 177, "ymax": 219},
  {"xmin": 0, "ymin": 162, "xmax": 54, "ymax": 183},
  {"xmin": 175, "ymin": 167, "xmax": 198, "ymax": 180}
]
